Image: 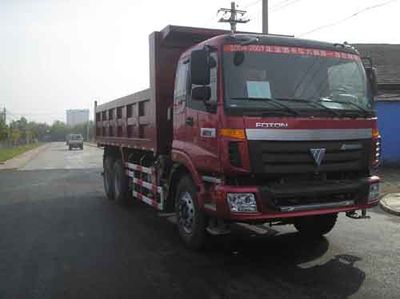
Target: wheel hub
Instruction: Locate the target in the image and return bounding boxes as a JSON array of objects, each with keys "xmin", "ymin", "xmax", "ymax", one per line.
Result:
[{"xmin": 178, "ymin": 192, "xmax": 195, "ymax": 234}]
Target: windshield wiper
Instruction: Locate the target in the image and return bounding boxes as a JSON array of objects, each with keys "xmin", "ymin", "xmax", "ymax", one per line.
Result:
[
  {"xmin": 230, "ymin": 97, "xmax": 299, "ymax": 116},
  {"xmin": 318, "ymin": 98, "xmax": 372, "ymax": 117},
  {"xmin": 276, "ymin": 98, "xmax": 342, "ymax": 117}
]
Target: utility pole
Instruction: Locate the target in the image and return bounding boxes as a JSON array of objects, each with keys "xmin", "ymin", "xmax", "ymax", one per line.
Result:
[
  {"xmin": 86, "ymin": 120, "xmax": 89, "ymax": 141},
  {"xmin": 218, "ymin": 2, "xmax": 249, "ymax": 33},
  {"xmin": 262, "ymin": 0, "xmax": 268, "ymax": 34}
]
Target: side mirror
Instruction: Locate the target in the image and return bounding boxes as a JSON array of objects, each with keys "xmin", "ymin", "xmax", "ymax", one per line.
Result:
[
  {"xmin": 366, "ymin": 67, "xmax": 378, "ymax": 97},
  {"xmin": 190, "ymin": 48, "xmax": 210, "ymax": 86},
  {"xmin": 362, "ymin": 57, "xmax": 378, "ymax": 97},
  {"xmin": 192, "ymin": 86, "xmax": 211, "ymax": 101}
]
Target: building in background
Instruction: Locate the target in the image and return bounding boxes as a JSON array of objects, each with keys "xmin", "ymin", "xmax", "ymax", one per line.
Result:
[
  {"xmin": 354, "ymin": 44, "xmax": 400, "ymax": 165},
  {"xmin": 66, "ymin": 109, "xmax": 89, "ymax": 126}
]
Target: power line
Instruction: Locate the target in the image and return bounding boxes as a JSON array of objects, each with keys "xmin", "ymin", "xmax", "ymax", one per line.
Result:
[
  {"xmin": 243, "ymin": 0, "xmax": 290, "ymax": 11},
  {"xmin": 271, "ymin": 0, "xmax": 295, "ymax": 9},
  {"xmin": 299, "ymin": 0, "xmax": 398, "ymax": 37},
  {"xmin": 243, "ymin": 0, "xmax": 262, "ymax": 9},
  {"xmin": 270, "ymin": 0, "xmax": 302, "ymax": 12},
  {"xmin": 5, "ymin": 110, "xmax": 20, "ymax": 119}
]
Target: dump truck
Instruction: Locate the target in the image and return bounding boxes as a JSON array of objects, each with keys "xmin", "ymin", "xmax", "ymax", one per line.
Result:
[{"xmin": 95, "ymin": 25, "xmax": 381, "ymax": 249}]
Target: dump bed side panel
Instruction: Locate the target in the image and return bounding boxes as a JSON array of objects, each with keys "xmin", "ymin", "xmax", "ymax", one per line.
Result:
[
  {"xmin": 95, "ymin": 89, "xmax": 157, "ymax": 150},
  {"xmin": 95, "ymin": 25, "xmax": 230, "ymax": 153},
  {"xmin": 150, "ymin": 31, "xmax": 179, "ymax": 155}
]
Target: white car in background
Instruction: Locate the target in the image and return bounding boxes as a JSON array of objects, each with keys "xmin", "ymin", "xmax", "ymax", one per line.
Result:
[{"xmin": 68, "ymin": 134, "xmax": 84, "ymax": 150}]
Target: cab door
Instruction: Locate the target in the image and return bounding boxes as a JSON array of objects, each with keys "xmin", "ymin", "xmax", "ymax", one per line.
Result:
[{"xmin": 185, "ymin": 52, "xmax": 221, "ymax": 173}]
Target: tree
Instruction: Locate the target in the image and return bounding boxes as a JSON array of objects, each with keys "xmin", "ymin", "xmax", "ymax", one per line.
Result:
[
  {"xmin": 0, "ymin": 118, "xmax": 8, "ymax": 141},
  {"xmin": 50, "ymin": 120, "xmax": 69, "ymax": 141},
  {"xmin": 27, "ymin": 121, "xmax": 50, "ymax": 142},
  {"xmin": 9, "ymin": 128, "xmax": 21, "ymax": 145},
  {"xmin": 9, "ymin": 117, "xmax": 30, "ymax": 144},
  {"xmin": 70, "ymin": 121, "xmax": 94, "ymax": 141}
]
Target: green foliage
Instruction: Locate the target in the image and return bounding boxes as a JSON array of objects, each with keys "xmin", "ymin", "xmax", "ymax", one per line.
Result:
[
  {"xmin": 0, "ymin": 143, "xmax": 41, "ymax": 163},
  {"xmin": 0, "ymin": 118, "xmax": 8, "ymax": 141},
  {"xmin": 0, "ymin": 116, "xmax": 94, "ymax": 144},
  {"xmin": 50, "ymin": 120, "xmax": 94, "ymax": 141},
  {"xmin": 9, "ymin": 128, "xmax": 21, "ymax": 145},
  {"xmin": 6, "ymin": 117, "xmax": 50, "ymax": 145}
]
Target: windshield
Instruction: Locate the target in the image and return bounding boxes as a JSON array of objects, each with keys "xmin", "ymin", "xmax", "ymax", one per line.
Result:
[
  {"xmin": 71, "ymin": 134, "xmax": 83, "ymax": 140},
  {"xmin": 223, "ymin": 44, "xmax": 374, "ymax": 117}
]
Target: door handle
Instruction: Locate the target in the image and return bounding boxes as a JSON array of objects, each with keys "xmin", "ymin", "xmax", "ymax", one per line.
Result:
[{"xmin": 185, "ymin": 117, "xmax": 194, "ymax": 126}]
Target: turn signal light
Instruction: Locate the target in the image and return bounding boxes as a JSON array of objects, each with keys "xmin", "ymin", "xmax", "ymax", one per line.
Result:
[
  {"xmin": 220, "ymin": 129, "xmax": 246, "ymax": 140},
  {"xmin": 372, "ymin": 128, "xmax": 380, "ymax": 138}
]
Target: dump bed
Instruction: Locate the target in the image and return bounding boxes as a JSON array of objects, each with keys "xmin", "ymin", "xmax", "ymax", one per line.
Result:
[{"xmin": 95, "ymin": 25, "xmax": 229, "ymax": 154}]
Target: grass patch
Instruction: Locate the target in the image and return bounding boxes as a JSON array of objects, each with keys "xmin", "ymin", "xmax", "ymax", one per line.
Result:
[{"xmin": 0, "ymin": 143, "xmax": 42, "ymax": 163}]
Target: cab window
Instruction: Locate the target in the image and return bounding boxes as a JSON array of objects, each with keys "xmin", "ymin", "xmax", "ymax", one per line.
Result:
[{"xmin": 174, "ymin": 60, "xmax": 189, "ymax": 102}]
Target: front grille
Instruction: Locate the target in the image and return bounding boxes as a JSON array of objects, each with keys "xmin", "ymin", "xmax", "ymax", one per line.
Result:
[{"xmin": 248, "ymin": 140, "xmax": 371, "ymax": 174}]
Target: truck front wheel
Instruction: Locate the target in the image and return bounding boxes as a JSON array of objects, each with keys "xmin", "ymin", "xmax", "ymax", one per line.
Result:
[
  {"xmin": 294, "ymin": 213, "xmax": 338, "ymax": 238},
  {"xmin": 175, "ymin": 176, "xmax": 207, "ymax": 250},
  {"xmin": 103, "ymin": 155, "xmax": 114, "ymax": 201}
]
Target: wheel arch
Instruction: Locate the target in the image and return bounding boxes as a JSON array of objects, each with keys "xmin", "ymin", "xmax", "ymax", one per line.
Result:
[{"xmin": 165, "ymin": 150, "xmax": 203, "ymax": 212}]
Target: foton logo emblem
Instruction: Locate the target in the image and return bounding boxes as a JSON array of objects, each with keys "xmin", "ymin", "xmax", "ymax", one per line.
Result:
[
  {"xmin": 310, "ymin": 148, "xmax": 326, "ymax": 167},
  {"xmin": 255, "ymin": 122, "xmax": 288, "ymax": 128}
]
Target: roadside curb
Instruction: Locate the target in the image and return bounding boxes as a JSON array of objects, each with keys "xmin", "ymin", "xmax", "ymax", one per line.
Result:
[{"xmin": 379, "ymin": 193, "xmax": 400, "ymax": 216}]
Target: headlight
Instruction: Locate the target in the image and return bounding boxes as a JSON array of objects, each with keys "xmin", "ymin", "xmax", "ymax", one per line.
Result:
[
  {"xmin": 227, "ymin": 193, "xmax": 257, "ymax": 213},
  {"xmin": 368, "ymin": 183, "xmax": 380, "ymax": 202}
]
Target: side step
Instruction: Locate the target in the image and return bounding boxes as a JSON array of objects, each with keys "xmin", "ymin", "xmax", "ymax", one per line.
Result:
[{"xmin": 346, "ymin": 209, "xmax": 370, "ymax": 219}]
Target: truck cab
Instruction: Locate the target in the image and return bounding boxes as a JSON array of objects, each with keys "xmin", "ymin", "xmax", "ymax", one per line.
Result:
[{"xmin": 172, "ymin": 33, "xmax": 380, "ymax": 222}]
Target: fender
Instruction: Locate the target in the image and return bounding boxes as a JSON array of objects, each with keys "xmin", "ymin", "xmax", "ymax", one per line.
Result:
[
  {"xmin": 171, "ymin": 149, "xmax": 203, "ymax": 187},
  {"xmin": 170, "ymin": 149, "xmax": 212, "ymax": 211}
]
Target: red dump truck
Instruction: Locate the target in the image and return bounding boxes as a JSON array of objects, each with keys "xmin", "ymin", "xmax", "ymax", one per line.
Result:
[{"xmin": 95, "ymin": 25, "xmax": 381, "ymax": 249}]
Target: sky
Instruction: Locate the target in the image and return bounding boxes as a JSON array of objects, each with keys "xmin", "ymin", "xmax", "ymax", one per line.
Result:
[{"xmin": 1, "ymin": 0, "xmax": 399, "ymax": 124}]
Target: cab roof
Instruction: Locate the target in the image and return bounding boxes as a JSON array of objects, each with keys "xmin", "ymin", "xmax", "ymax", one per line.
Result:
[{"xmin": 159, "ymin": 25, "xmax": 358, "ymax": 56}]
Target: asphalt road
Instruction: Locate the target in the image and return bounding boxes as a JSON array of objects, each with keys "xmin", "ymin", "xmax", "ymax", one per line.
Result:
[{"xmin": 1, "ymin": 142, "xmax": 399, "ymax": 299}]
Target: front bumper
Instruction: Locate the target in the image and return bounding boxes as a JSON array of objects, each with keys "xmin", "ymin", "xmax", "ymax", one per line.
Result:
[
  {"xmin": 69, "ymin": 142, "xmax": 83, "ymax": 147},
  {"xmin": 202, "ymin": 176, "xmax": 380, "ymax": 222}
]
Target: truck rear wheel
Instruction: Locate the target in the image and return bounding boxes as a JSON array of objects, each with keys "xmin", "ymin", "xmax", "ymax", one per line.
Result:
[
  {"xmin": 294, "ymin": 213, "xmax": 338, "ymax": 238},
  {"xmin": 175, "ymin": 176, "xmax": 207, "ymax": 250},
  {"xmin": 103, "ymin": 156, "xmax": 114, "ymax": 201},
  {"xmin": 112, "ymin": 159, "xmax": 130, "ymax": 205}
]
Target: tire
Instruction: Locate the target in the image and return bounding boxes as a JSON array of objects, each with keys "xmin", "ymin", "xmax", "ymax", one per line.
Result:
[
  {"xmin": 69, "ymin": 145, "xmax": 72, "ymax": 150},
  {"xmin": 294, "ymin": 213, "xmax": 338, "ymax": 238},
  {"xmin": 112, "ymin": 159, "xmax": 130, "ymax": 205},
  {"xmin": 175, "ymin": 176, "xmax": 207, "ymax": 250},
  {"xmin": 80, "ymin": 145, "xmax": 83, "ymax": 150},
  {"xmin": 103, "ymin": 155, "xmax": 115, "ymax": 201}
]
